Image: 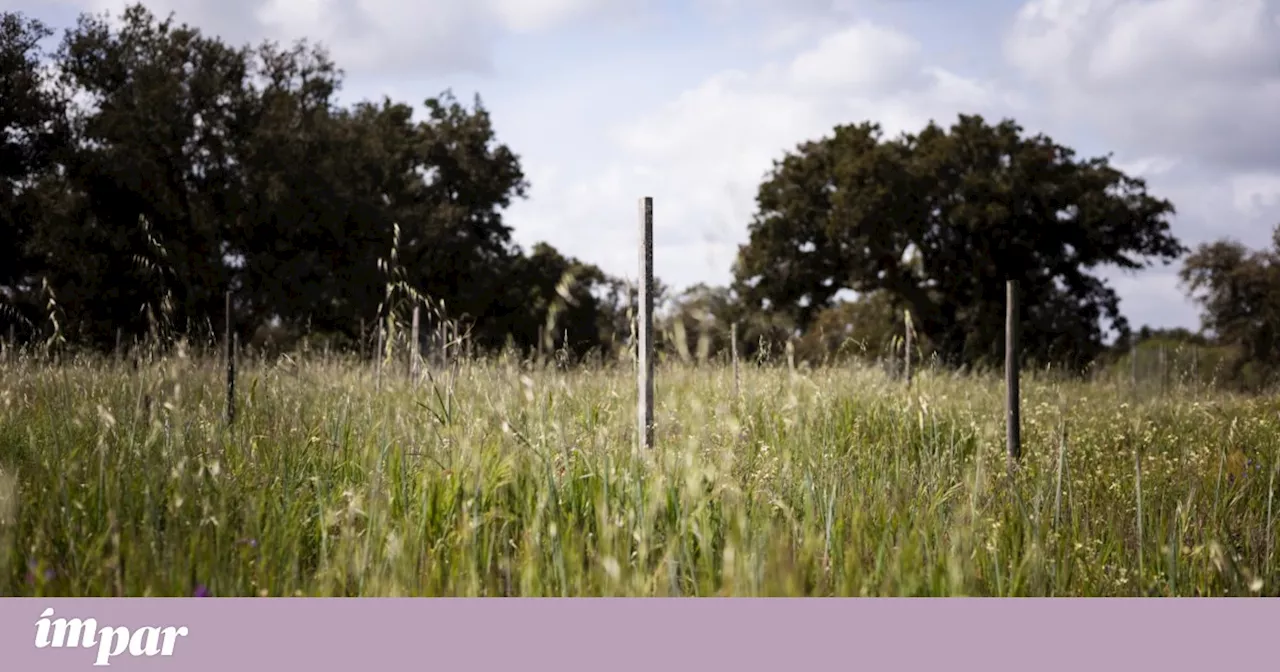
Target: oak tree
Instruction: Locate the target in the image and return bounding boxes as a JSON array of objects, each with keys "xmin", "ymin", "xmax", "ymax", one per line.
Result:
[{"xmin": 733, "ymin": 115, "xmax": 1185, "ymax": 369}]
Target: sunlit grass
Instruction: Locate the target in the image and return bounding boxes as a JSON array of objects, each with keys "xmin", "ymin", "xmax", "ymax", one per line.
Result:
[{"xmin": 1, "ymin": 348, "xmax": 1277, "ymax": 596}]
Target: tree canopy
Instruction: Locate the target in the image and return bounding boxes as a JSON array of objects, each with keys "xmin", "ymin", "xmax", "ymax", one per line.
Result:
[
  {"xmin": 0, "ymin": 4, "xmax": 630, "ymax": 358},
  {"xmin": 12, "ymin": 4, "xmax": 1280, "ymax": 385},
  {"xmin": 732, "ymin": 115, "xmax": 1186, "ymax": 369},
  {"xmin": 1180, "ymin": 226, "xmax": 1280, "ymax": 388},
  {"xmin": 0, "ymin": 13, "xmax": 68, "ymax": 326}
]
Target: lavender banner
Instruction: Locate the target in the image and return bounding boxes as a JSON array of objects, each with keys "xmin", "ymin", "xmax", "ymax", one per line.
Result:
[{"xmin": 0, "ymin": 598, "xmax": 1271, "ymax": 670}]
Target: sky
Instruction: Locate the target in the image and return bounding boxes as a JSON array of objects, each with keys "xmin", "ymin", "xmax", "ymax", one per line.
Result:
[{"xmin": 6, "ymin": 0, "xmax": 1280, "ymax": 333}]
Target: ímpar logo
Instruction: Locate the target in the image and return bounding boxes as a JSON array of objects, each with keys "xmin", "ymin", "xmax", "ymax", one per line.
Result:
[{"xmin": 35, "ymin": 608, "xmax": 189, "ymax": 666}]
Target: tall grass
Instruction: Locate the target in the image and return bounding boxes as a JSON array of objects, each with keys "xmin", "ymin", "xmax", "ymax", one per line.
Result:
[{"xmin": 0, "ymin": 347, "xmax": 1277, "ymax": 596}]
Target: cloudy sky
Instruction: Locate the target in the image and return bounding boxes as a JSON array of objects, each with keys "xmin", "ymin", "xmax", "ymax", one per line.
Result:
[{"xmin": 8, "ymin": 0, "xmax": 1280, "ymax": 332}]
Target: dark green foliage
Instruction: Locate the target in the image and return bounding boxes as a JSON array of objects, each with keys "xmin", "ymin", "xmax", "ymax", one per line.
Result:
[
  {"xmin": 0, "ymin": 12, "xmax": 69, "ymax": 337},
  {"xmin": 0, "ymin": 4, "xmax": 628, "ymax": 357},
  {"xmin": 6, "ymin": 4, "xmax": 1278, "ymax": 384},
  {"xmin": 732, "ymin": 116, "xmax": 1185, "ymax": 370},
  {"xmin": 1181, "ymin": 225, "xmax": 1280, "ymax": 389}
]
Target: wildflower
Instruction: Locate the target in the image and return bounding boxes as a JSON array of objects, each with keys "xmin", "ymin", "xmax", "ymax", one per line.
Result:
[
  {"xmin": 25, "ymin": 559, "xmax": 54, "ymax": 585},
  {"xmin": 193, "ymin": 585, "xmax": 211, "ymax": 597}
]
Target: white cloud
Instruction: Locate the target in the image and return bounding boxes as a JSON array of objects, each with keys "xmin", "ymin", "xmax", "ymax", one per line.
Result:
[
  {"xmin": 506, "ymin": 20, "xmax": 1011, "ymax": 291},
  {"xmin": 1103, "ymin": 267, "xmax": 1198, "ymax": 330},
  {"xmin": 787, "ymin": 22, "xmax": 926, "ymax": 93},
  {"xmin": 1110, "ymin": 155, "xmax": 1181, "ymax": 178},
  {"xmin": 1006, "ymin": 0, "xmax": 1280, "ymax": 170},
  {"xmin": 695, "ymin": 0, "xmax": 859, "ymax": 19},
  {"xmin": 11, "ymin": 0, "xmax": 1275, "ymax": 331},
  {"xmin": 1230, "ymin": 173, "xmax": 1280, "ymax": 219},
  {"xmin": 29, "ymin": 0, "xmax": 628, "ymax": 74},
  {"xmin": 1004, "ymin": 0, "xmax": 1280, "ymax": 330},
  {"xmin": 488, "ymin": 0, "xmax": 605, "ymax": 33}
]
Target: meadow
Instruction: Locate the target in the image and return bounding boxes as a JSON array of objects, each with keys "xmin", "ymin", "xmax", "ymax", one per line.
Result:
[{"xmin": 1, "ymin": 346, "xmax": 1278, "ymax": 596}]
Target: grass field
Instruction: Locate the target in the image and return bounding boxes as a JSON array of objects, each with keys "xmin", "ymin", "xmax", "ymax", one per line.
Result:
[{"xmin": 1, "ymin": 348, "xmax": 1278, "ymax": 596}]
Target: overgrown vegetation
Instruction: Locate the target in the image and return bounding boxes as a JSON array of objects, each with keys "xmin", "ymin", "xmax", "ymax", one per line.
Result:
[
  {"xmin": 4, "ymin": 3, "xmax": 1280, "ymax": 598},
  {"xmin": 5, "ymin": 4, "xmax": 1278, "ymax": 389},
  {"xmin": 2, "ymin": 345, "xmax": 1277, "ymax": 597}
]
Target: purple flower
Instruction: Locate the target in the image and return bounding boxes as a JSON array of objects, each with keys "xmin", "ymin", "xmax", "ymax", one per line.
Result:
[
  {"xmin": 193, "ymin": 585, "xmax": 211, "ymax": 597},
  {"xmin": 25, "ymin": 560, "xmax": 54, "ymax": 585},
  {"xmin": 238, "ymin": 538, "xmax": 258, "ymax": 549}
]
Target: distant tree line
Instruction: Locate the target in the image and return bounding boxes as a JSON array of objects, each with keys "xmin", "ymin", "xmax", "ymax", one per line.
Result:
[
  {"xmin": 3, "ymin": 4, "xmax": 1277, "ymax": 387},
  {"xmin": 1176, "ymin": 227, "xmax": 1280, "ymax": 389},
  {"xmin": 1, "ymin": 6, "xmax": 639, "ymax": 360}
]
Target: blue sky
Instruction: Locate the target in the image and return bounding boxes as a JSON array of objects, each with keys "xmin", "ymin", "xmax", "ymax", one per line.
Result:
[{"xmin": 8, "ymin": 0, "xmax": 1280, "ymax": 334}]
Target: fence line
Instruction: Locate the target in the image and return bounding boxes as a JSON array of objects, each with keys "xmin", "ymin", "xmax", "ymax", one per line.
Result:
[
  {"xmin": 1006, "ymin": 280, "xmax": 1021, "ymax": 466},
  {"xmin": 25, "ymin": 206, "xmax": 1236, "ymax": 480},
  {"xmin": 410, "ymin": 306, "xmax": 421, "ymax": 384},
  {"xmin": 375, "ymin": 326, "xmax": 384, "ymax": 392},
  {"xmin": 225, "ymin": 290, "xmax": 236, "ymax": 426},
  {"xmin": 637, "ymin": 196, "xmax": 655, "ymax": 451},
  {"xmin": 904, "ymin": 310, "xmax": 914, "ymax": 388},
  {"xmin": 730, "ymin": 321, "xmax": 740, "ymax": 399}
]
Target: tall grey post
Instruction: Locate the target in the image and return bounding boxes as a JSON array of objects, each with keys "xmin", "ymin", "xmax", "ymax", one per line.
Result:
[
  {"xmin": 730, "ymin": 322, "xmax": 740, "ymax": 399},
  {"xmin": 637, "ymin": 197, "xmax": 655, "ymax": 451},
  {"xmin": 904, "ymin": 310, "xmax": 913, "ymax": 387},
  {"xmin": 1005, "ymin": 280, "xmax": 1021, "ymax": 465},
  {"xmin": 225, "ymin": 291, "xmax": 236, "ymax": 426},
  {"xmin": 375, "ymin": 326, "xmax": 384, "ymax": 392},
  {"xmin": 410, "ymin": 306, "xmax": 421, "ymax": 383}
]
